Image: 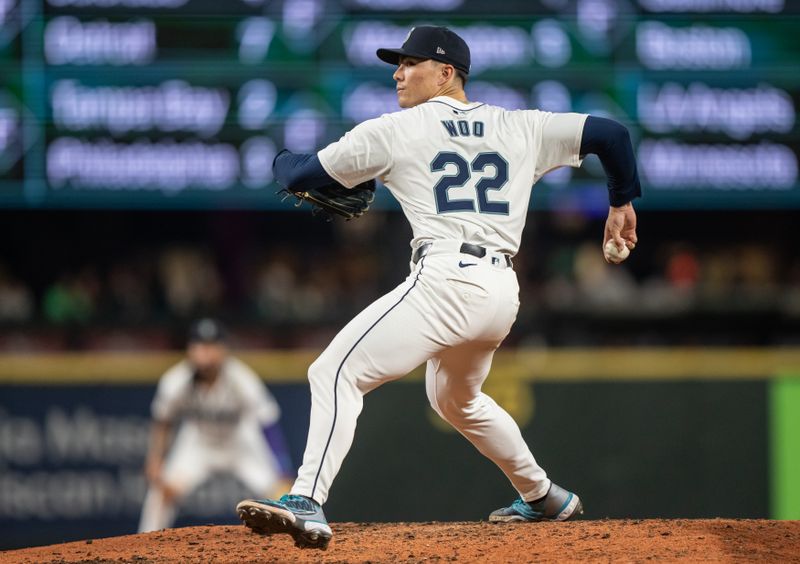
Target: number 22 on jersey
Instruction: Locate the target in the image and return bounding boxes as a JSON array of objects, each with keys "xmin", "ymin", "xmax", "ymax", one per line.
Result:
[{"xmin": 430, "ymin": 152, "xmax": 509, "ymax": 215}]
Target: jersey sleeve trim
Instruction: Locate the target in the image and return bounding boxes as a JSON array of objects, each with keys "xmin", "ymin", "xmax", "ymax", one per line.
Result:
[
  {"xmin": 317, "ymin": 150, "xmax": 353, "ymax": 188},
  {"xmin": 567, "ymin": 113, "xmax": 589, "ymax": 167}
]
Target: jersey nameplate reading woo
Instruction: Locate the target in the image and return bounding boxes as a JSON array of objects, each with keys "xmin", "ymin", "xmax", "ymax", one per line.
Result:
[{"xmin": 441, "ymin": 120, "xmax": 485, "ymax": 137}]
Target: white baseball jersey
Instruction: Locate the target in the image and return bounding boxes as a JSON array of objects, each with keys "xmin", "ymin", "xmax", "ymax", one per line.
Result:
[
  {"xmin": 318, "ymin": 95, "xmax": 588, "ymax": 255},
  {"xmin": 152, "ymin": 356, "xmax": 280, "ymax": 442}
]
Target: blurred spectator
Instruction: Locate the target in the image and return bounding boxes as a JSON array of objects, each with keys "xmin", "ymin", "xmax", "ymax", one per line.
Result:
[
  {"xmin": 107, "ymin": 256, "xmax": 156, "ymax": 322},
  {"xmin": 665, "ymin": 246, "xmax": 700, "ymax": 291},
  {"xmin": 158, "ymin": 247, "xmax": 222, "ymax": 316},
  {"xmin": 572, "ymin": 241, "xmax": 637, "ymax": 309},
  {"xmin": 42, "ymin": 269, "xmax": 99, "ymax": 324},
  {"xmin": 0, "ymin": 266, "xmax": 34, "ymax": 322},
  {"xmin": 253, "ymin": 251, "xmax": 300, "ymax": 321},
  {"xmin": 737, "ymin": 245, "xmax": 778, "ymax": 304},
  {"xmin": 294, "ymin": 258, "xmax": 336, "ymax": 321},
  {"xmin": 699, "ymin": 249, "xmax": 737, "ymax": 303}
]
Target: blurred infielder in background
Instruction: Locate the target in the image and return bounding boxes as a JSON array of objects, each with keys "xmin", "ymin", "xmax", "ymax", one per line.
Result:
[
  {"xmin": 238, "ymin": 26, "xmax": 640, "ymax": 548},
  {"xmin": 138, "ymin": 318, "xmax": 292, "ymax": 533}
]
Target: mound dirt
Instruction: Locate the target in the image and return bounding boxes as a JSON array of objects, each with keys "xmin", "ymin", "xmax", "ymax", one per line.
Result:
[{"xmin": 2, "ymin": 519, "xmax": 800, "ymax": 563}]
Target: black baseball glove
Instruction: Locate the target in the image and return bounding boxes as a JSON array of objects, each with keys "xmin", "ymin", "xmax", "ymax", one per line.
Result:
[{"xmin": 279, "ymin": 179, "xmax": 376, "ymax": 220}]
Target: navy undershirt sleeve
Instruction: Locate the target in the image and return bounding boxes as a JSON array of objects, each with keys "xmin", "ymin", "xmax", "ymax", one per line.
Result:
[
  {"xmin": 272, "ymin": 149, "xmax": 336, "ymax": 191},
  {"xmin": 579, "ymin": 116, "xmax": 642, "ymax": 207}
]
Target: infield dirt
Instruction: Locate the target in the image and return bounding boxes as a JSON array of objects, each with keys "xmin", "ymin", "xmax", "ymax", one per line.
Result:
[{"xmin": 2, "ymin": 519, "xmax": 799, "ymax": 563}]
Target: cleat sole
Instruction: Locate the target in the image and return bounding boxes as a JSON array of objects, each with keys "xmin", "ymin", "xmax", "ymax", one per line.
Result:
[
  {"xmin": 236, "ymin": 500, "xmax": 332, "ymax": 550},
  {"xmin": 296, "ymin": 532, "xmax": 330, "ymax": 550}
]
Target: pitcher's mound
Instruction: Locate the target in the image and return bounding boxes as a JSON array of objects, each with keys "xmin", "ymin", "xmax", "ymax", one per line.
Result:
[{"xmin": 3, "ymin": 519, "xmax": 800, "ymax": 563}]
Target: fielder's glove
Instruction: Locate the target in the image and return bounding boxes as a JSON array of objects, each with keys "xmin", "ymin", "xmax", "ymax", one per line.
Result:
[{"xmin": 279, "ymin": 179, "xmax": 376, "ymax": 221}]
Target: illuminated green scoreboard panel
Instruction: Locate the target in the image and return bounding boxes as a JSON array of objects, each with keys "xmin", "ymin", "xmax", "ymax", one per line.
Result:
[{"xmin": 0, "ymin": 0, "xmax": 798, "ymax": 209}]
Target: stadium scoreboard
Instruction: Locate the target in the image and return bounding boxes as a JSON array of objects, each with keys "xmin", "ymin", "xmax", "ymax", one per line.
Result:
[{"xmin": 0, "ymin": 0, "xmax": 798, "ymax": 210}]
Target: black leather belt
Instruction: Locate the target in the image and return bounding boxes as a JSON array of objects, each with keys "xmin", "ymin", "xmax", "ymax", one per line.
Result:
[{"xmin": 412, "ymin": 242, "xmax": 512, "ymax": 267}]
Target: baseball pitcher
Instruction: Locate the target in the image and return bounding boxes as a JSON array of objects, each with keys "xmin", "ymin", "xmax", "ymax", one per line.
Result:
[
  {"xmin": 138, "ymin": 318, "xmax": 293, "ymax": 532},
  {"xmin": 237, "ymin": 26, "xmax": 640, "ymax": 549}
]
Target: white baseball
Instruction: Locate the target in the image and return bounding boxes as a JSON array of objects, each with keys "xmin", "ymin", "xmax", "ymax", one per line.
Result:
[{"xmin": 604, "ymin": 239, "xmax": 630, "ymax": 264}]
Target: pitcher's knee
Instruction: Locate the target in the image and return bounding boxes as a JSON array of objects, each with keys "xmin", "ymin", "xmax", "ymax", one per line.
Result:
[
  {"xmin": 309, "ymin": 353, "xmax": 366, "ymax": 396},
  {"xmin": 433, "ymin": 395, "xmax": 489, "ymax": 424},
  {"xmin": 308, "ymin": 356, "xmax": 334, "ymax": 390},
  {"xmin": 425, "ymin": 385, "xmax": 449, "ymax": 420}
]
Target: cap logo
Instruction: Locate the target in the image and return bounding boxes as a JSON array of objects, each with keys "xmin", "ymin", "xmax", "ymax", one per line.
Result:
[{"xmin": 436, "ymin": 46, "xmax": 446, "ymax": 55}]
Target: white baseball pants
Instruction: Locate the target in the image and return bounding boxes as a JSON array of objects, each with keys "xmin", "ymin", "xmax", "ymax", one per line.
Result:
[
  {"xmin": 291, "ymin": 241, "xmax": 550, "ymax": 505},
  {"xmin": 138, "ymin": 424, "xmax": 280, "ymax": 532}
]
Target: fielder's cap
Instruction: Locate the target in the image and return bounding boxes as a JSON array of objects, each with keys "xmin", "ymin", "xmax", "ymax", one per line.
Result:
[
  {"xmin": 377, "ymin": 25, "xmax": 471, "ymax": 74},
  {"xmin": 187, "ymin": 318, "xmax": 227, "ymax": 344}
]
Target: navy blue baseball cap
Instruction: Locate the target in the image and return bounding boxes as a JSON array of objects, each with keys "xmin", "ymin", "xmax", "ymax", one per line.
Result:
[
  {"xmin": 188, "ymin": 318, "xmax": 227, "ymax": 344},
  {"xmin": 377, "ymin": 26, "xmax": 471, "ymax": 74}
]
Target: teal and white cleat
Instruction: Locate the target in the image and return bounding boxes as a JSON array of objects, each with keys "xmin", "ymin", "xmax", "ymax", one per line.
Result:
[
  {"xmin": 236, "ymin": 494, "xmax": 333, "ymax": 549},
  {"xmin": 489, "ymin": 483, "xmax": 584, "ymax": 522}
]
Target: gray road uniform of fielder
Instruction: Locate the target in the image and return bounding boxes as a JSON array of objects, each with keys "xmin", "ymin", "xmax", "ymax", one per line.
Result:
[{"xmin": 237, "ymin": 25, "xmax": 640, "ymax": 548}]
